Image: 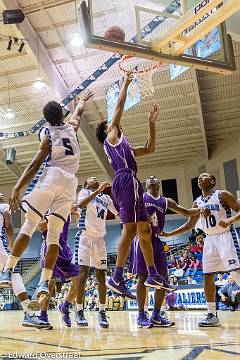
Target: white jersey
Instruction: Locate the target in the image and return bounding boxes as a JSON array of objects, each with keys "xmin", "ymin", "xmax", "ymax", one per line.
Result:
[
  {"xmin": 77, "ymin": 189, "xmax": 117, "ymax": 237},
  {"xmin": 196, "ymin": 190, "xmax": 231, "ymax": 235},
  {"xmin": 39, "ymin": 123, "xmax": 80, "ymax": 174},
  {"xmin": 0, "ymin": 203, "xmax": 9, "ymax": 237}
]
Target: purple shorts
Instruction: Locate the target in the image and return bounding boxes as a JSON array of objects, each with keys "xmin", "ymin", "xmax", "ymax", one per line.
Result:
[
  {"xmin": 41, "ymin": 241, "xmax": 79, "ymax": 283},
  {"xmin": 129, "ymin": 235, "xmax": 168, "ymax": 279},
  {"xmin": 111, "ymin": 169, "xmax": 148, "ymax": 224}
]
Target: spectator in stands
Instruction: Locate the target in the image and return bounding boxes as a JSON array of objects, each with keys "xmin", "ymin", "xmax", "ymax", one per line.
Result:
[
  {"xmin": 170, "ymin": 255, "xmax": 179, "ymax": 269},
  {"xmin": 88, "ymin": 293, "xmax": 98, "ymax": 311},
  {"xmin": 0, "ymin": 294, "xmax": 4, "ymax": 310},
  {"xmin": 185, "ymin": 256, "xmax": 202, "ymax": 277},
  {"xmin": 218, "ymin": 275, "xmax": 240, "ymax": 311},
  {"xmin": 196, "ymin": 238, "xmax": 204, "ymax": 253},
  {"xmin": 215, "ymin": 273, "xmax": 228, "ymax": 310},
  {"xmin": 187, "ymin": 275, "xmax": 197, "ymax": 285},
  {"xmin": 173, "ymin": 264, "xmax": 184, "ymax": 278},
  {"xmin": 215, "ymin": 273, "xmax": 228, "ymax": 287},
  {"xmin": 189, "ymin": 243, "xmax": 198, "ymax": 255},
  {"xmin": 163, "ymin": 242, "xmax": 170, "ymax": 253},
  {"xmin": 181, "ymin": 255, "xmax": 192, "ymax": 275}
]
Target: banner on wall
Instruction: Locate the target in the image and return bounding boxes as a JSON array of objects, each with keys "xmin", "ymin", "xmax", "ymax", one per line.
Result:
[{"xmin": 127, "ymin": 287, "xmax": 206, "ymax": 310}]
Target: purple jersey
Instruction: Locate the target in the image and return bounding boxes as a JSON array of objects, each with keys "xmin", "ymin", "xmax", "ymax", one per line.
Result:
[
  {"xmin": 143, "ymin": 193, "xmax": 167, "ymax": 236},
  {"xmin": 103, "ymin": 133, "xmax": 137, "ymax": 173}
]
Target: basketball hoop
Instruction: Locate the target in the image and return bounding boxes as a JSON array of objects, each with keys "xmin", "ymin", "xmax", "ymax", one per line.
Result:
[{"xmin": 119, "ymin": 55, "xmax": 162, "ymax": 99}]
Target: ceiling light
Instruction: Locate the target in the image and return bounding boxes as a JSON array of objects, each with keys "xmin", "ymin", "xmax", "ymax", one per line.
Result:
[
  {"xmin": 5, "ymin": 108, "xmax": 15, "ymax": 119},
  {"xmin": 70, "ymin": 32, "xmax": 83, "ymax": 47},
  {"xmin": 33, "ymin": 77, "xmax": 45, "ymax": 90}
]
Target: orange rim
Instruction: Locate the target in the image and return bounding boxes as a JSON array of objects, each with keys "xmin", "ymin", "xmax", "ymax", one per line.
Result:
[{"xmin": 119, "ymin": 55, "xmax": 162, "ymax": 74}]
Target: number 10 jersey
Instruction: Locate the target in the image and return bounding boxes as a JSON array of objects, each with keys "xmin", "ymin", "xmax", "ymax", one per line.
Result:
[{"xmin": 196, "ymin": 190, "xmax": 231, "ymax": 235}]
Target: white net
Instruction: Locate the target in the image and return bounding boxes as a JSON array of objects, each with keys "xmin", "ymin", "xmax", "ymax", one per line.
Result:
[{"xmin": 119, "ymin": 56, "xmax": 162, "ymax": 99}]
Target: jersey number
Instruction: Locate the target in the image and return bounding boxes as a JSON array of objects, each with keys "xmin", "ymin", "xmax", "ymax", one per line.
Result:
[
  {"xmin": 62, "ymin": 138, "xmax": 74, "ymax": 155},
  {"xmin": 205, "ymin": 214, "xmax": 217, "ymax": 228},
  {"xmin": 96, "ymin": 206, "xmax": 105, "ymax": 220}
]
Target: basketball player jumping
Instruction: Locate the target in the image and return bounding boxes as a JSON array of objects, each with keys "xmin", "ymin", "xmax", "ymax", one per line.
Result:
[
  {"xmin": 0, "ymin": 91, "xmax": 92, "ymax": 308},
  {"xmin": 162, "ymin": 173, "xmax": 240, "ymax": 327},
  {"xmin": 0, "ymin": 193, "xmax": 48, "ymax": 328},
  {"xmin": 130, "ymin": 176, "xmax": 203, "ymax": 328},
  {"xmin": 38, "ymin": 204, "xmax": 80, "ymax": 328},
  {"xmin": 74, "ymin": 176, "xmax": 117, "ymax": 328},
  {"xmin": 96, "ymin": 71, "xmax": 174, "ymax": 297}
]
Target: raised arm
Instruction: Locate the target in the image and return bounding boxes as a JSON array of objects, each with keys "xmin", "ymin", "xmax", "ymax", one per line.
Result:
[
  {"xmin": 10, "ymin": 136, "xmax": 50, "ymax": 211},
  {"xmin": 167, "ymin": 198, "xmax": 203, "ymax": 217},
  {"xmin": 162, "ymin": 215, "xmax": 199, "ymax": 238},
  {"xmin": 133, "ymin": 104, "xmax": 160, "ymax": 157},
  {"xmin": 107, "ymin": 71, "xmax": 133, "ymax": 145},
  {"xmin": 3, "ymin": 210, "xmax": 14, "ymax": 251},
  {"xmin": 77, "ymin": 182, "xmax": 110, "ymax": 209},
  {"xmin": 218, "ymin": 191, "xmax": 240, "ymax": 228},
  {"xmin": 68, "ymin": 90, "xmax": 93, "ymax": 132}
]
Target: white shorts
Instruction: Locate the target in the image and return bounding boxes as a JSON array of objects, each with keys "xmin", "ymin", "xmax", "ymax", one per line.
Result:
[
  {"xmin": 77, "ymin": 231, "xmax": 107, "ymax": 270},
  {"xmin": 22, "ymin": 167, "xmax": 78, "ymax": 221},
  {"xmin": 203, "ymin": 228, "xmax": 240, "ymax": 274}
]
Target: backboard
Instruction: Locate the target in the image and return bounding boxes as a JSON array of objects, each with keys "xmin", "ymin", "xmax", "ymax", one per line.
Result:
[{"xmin": 79, "ymin": 0, "xmax": 239, "ymax": 75}]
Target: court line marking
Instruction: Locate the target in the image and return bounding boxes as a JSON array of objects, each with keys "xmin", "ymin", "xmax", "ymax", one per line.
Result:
[{"xmin": 0, "ymin": 336, "xmax": 240, "ymax": 357}]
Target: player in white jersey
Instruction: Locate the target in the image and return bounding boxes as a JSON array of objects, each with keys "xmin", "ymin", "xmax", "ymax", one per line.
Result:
[
  {"xmin": 74, "ymin": 177, "xmax": 117, "ymax": 328},
  {"xmin": 0, "ymin": 91, "xmax": 93, "ymax": 310},
  {"xmin": 0, "ymin": 193, "xmax": 49, "ymax": 328},
  {"xmin": 162, "ymin": 173, "xmax": 240, "ymax": 327}
]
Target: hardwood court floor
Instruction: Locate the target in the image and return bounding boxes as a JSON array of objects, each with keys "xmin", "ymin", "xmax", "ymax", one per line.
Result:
[{"xmin": 0, "ymin": 310, "xmax": 240, "ymax": 359}]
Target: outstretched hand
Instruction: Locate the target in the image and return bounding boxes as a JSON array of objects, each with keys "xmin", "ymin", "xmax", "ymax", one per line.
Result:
[
  {"xmin": 124, "ymin": 71, "xmax": 134, "ymax": 85},
  {"xmin": 83, "ymin": 90, "xmax": 93, "ymax": 102},
  {"xmin": 149, "ymin": 104, "xmax": 160, "ymax": 124},
  {"xmin": 160, "ymin": 231, "xmax": 171, "ymax": 238},
  {"xmin": 97, "ymin": 182, "xmax": 111, "ymax": 193}
]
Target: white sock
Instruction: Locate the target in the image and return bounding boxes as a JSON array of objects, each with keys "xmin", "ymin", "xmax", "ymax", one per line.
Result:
[
  {"xmin": 206, "ymin": 302, "xmax": 216, "ymax": 315},
  {"xmin": 39, "ymin": 268, "xmax": 53, "ymax": 284},
  {"xmin": 144, "ymin": 306, "xmax": 148, "ymax": 312},
  {"xmin": 99, "ymin": 304, "xmax": 105, "ymax": 311},
  {"xmin": 77, "ymin": 304, "xmax": 84, "ymax": 311},
  {"xmin": 161, "ymin": 305, "xmax": 166, "ymax": 312},
  {"xmin": 4, "ymin": 255, "xmax": 20, "ymax": 271},
  {"xmin": 21, "ymin": 299, "xmax": 34, "ymax": 316},
  {"xmin": 230, "ymin": 270, "xmax": 240, "ymax": 286}
]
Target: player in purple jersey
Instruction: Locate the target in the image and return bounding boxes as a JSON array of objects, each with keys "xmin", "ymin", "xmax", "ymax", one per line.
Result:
[
  {"xmin": 130, "ymin": 176, "xmax": 202, "ymax": 328},
  {"xmin": 96, "ymin": 71, "xmax": 199, "ymax": 298},
  {"xmin": 37, "ymin": 205, "xmax": 80, "ymax": 328}
]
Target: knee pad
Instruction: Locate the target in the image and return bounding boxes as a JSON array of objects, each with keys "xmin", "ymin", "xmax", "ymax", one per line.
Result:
[
  {"xmin": 46, "ymin": 214, "xmax": 65, "ymax": 246},
  {"xmin": 20, "ymin": 209, "xmax": 41, "ymax": 237},
  {"xmin": 12, "ymin": 273, "xmax": 27, "ymax": 297}
]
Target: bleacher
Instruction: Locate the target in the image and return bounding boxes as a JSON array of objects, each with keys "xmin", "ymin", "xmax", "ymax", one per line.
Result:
[{"xmin": 169, "ymin": 252, "xmax": 204, "ymax": 284}]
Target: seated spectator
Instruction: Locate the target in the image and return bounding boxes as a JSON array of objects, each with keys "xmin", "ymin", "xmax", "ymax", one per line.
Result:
[
  {"xmin": 189, "ymin": 242, "xmax": 198, "ymax": 255},
  {"xmin": 215, "ymin": 273, "xmax": 228, "ymax": 310},
  {"xmin": 215, "ymin": 273, "xmax": 228, "ymax": 287},
  {"xmin": 163, "ymin": 242, "xmax": 170, "ymax": 253},
  {"xmin": 187, "ymin": 275, "xmax": 197, "ymax": 285},
  {"xmin": 173, "ymin": 264, "xmax": 184, "ymax": 278},
  {"xmin": 88, "ymin": 293, "xmax": 98, "ymax": 311},
  {"xmin": 170, "ymin": 255, "xmax": 179, "ymax": 269},
  {"xmin": 185, "ymin": 256, "xmax": 202, "ymax": 277},
  {"xmin": 218, "ymin": 275, "xmax": 240, "ymax": 311},
  {"xmin": 196, "ymin": 238, "xmax": 204, "ymax": 253},
  {"xmin": 181, "ymin": 255, "xmax": 192, "ymax": 274}
]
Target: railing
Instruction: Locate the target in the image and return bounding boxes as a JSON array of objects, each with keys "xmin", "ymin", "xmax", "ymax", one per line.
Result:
[{"xmin": 22, "ymin": 259, "xmax": 41, "ymax": 286}]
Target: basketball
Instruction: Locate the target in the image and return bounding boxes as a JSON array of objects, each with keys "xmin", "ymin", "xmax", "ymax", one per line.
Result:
[{"xmin": 104, "ymin": 26, "xmax": 125, "ymax": 42}]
